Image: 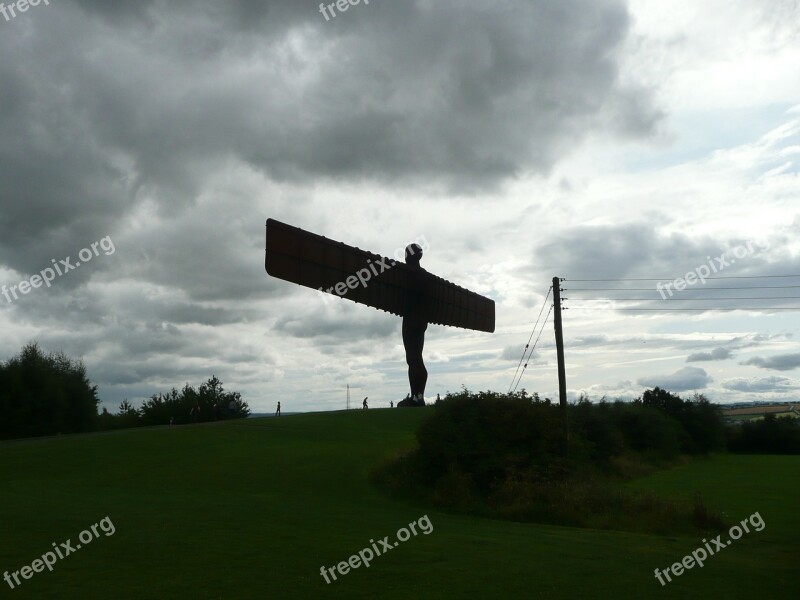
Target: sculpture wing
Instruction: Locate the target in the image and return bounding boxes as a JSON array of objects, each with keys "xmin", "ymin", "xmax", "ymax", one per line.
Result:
[{"xmin": 265, "ymin": 218, "xmax": 495, "ymax": 333}]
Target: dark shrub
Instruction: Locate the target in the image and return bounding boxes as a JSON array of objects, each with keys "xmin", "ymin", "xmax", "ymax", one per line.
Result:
[
  {"xmin": 610, "ymin": 402, "xmax": 686, "ymax": 460},
  {"xmin": 413, "ymin": 390, "xmax": 564, "ymax": 493}
]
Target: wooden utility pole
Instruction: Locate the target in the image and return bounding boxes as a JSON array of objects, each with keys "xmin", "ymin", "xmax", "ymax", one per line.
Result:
[
  {"xmin": 346, "ymin": 384, "xmax": 350, "ymax": 411},
  {"xmin": 552, "ymin": 276, "xmax": 569, "ymax": 454}
]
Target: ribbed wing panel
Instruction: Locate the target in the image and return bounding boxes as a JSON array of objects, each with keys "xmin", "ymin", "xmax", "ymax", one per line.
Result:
[{"xmin": 265, "ymin": 219, "xmax": 495, "ymax": 333}]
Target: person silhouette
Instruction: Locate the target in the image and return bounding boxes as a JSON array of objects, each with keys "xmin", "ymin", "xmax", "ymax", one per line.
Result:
[
  {"xmin": 390, "ymin": 401, "xmax": 394, "ymax": 408},
  {"xmin": 275, "ymin": 401, "xmax": 281, "ymax": 416},
  {"xmin": 402, "ymin": 243, "xmax": 429, "ymax": 406},
  {"xmin": 362, "ymin": 396, "xmax": 369, "ymax": 409}
]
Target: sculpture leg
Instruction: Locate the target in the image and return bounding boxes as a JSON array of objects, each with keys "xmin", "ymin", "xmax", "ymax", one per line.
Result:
[{"xmin": 402, "ymin": 317, "xmax": 428, "ymax": 402}]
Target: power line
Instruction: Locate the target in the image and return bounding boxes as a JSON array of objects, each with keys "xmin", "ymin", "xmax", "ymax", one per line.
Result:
[
  {"xmin": 576, "ymin": 296, "xmax": 800, "ymax": 301},
  {"xmin": 511, "ymin": 305, "xmax": 553, "ymax": 394},
  {"xmin": 566, "ymin": 274, "xmax": 800, "ymax": 282},
  {"xmin": 508, "ymin": 287, "xmax": 552, "ymax": 394},
  {"xmin": 568, "ymin": 307, "xmax": 800, "ymax": 311},
  {"xmin": 511, "ymin": 307, "xmax": 552, "ymax": 393},
  {"xmin": 566, "ymin": 285, "xmax": 800, "ymax": 291}
]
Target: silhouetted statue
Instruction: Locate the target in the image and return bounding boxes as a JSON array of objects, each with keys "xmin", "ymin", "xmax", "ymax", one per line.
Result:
[
  {"xmin": 264, "ymin": 219, "xmax": 495, "ymax": 406},
  {"xmin": 402, "ymin": 243, "xmax": 429, "ymax": 405}
]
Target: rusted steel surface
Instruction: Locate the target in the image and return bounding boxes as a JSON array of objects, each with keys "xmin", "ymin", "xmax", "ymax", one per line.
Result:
[{"xmin": 265, "ymin": 219, "xmax": 495, "ymax": 333}]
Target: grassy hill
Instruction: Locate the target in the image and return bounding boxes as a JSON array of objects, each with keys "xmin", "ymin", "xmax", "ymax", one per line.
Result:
[{"xmin": 0, "ymin": 409, "xmax": 797, "ymax": 599}]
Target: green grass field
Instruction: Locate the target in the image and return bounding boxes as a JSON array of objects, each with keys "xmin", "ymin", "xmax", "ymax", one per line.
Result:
[{"xmin": 1, "ymin": 410, "xmax": 797, "ymax": 599}]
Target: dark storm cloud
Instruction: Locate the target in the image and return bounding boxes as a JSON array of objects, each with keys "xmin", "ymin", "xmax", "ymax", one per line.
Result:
[
  {"xmin": 637, "ymin": 366, "xmax": 711, "ymax": 392},
  {"xmin": 119, "ymin": 211, "xmax": 281, "ymax": 303},
  {"xmin": 742, "ymin": 353, "xmax": 800, "ymax": 371},
  {"xmin": 687, "ymin": 347, "xmax": 734, "ymax": 362},
  {"xmin": 532, "ymin": 223, "xmax": 799, "ymax": 313},
  {"xmin": 536, "ymin": 223, "xmax": 754, "ymax": 282},
  {"xmin": 0, "ymin": 0, "xmax": 662, "ymax": 409},
  {"xmin": 0, "ymin": 0, "xmax": 657, "ymax": 262},
  {"xmin": 0, "ymin": 0, "xmax": 663, "ymax": 370}
]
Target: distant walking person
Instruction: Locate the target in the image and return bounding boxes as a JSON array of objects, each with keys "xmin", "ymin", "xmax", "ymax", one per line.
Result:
[
  {"xmin": 190, "ymin": 403, "xmax": 200, "ymax": 423},
  {"xmin": 390, "ymin": 401, "xmax": 394, "ymax": 408},
  {"xmin": 228, "ymin": 399, "xmax": 236, "ymax": 418},
  {"xmin": 276, "ymin": 401, "xmax": 281, "ymax": 416},
  {"xmin": 362, "ymin": 397, "xmax": 368, "ymax": 409}
]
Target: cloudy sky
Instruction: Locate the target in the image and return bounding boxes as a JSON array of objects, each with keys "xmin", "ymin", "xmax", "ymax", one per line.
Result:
[{"xmin": 1, "ymin": 0, "xmax": 799, "ymax": 413}]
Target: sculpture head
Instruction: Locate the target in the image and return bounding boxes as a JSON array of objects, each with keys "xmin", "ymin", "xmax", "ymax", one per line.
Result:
[{"xmin": 405, "ymin": 243, "xmax": 423, "ymax": 266}]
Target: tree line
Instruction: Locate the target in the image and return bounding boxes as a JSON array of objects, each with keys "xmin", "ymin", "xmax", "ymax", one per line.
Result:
[
  {"xmin": 98, "ymin": 375, "xmax": 249, "ymax": 430},
  {"xmin": 0, "ymin": 343, "xmax": 249, "ymax": 441}
]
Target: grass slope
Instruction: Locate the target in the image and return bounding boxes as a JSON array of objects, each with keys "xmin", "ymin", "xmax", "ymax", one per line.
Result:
[{"xmin": 0, "ymin": 410, "xmax": 797, "ymax": 599}]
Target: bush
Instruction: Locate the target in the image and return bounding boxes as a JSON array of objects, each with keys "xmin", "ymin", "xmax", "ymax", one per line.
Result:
[
  {"xmin": 609, "ymin": 402, "xmax": 686, "ymax": 460},
  {"xmin": 413, "ymin": 390, "xmax": 564, "ymax": 493},
  {"xmin": 639, "ymin": 388, "xmax": 726, "ymax": 454},
  {"xmin": 569, "ymin": 399, "xmax": 625, "ymax": 462},
  {"xmin": 373, "ymin": 389, "xmax": 726, "ymax": 534}
]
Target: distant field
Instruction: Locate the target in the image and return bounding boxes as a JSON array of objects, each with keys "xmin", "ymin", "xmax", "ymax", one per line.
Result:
[
  {"xmin": 1, "ymin": 410, "xmax": 797, "ymax": 599},
  {"xmin": 725, "ymin": 412, "xmax": 799, "ymax": 422}
]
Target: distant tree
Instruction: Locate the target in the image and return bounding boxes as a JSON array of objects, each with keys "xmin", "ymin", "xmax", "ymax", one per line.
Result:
[
  {"xmin": 198, "ymin": 376, "xmax": 225, "ymax": 415},
  {"xmin": 635, "ymin": 388, "xmax": 725, "ymax": 454},
  {"xmin": 117, "ymin": 399, "xmax": 141, "ymax": 429},
  {"xmin": 682, "ymin": 393, "xmax": 726, "ymax": 453},
  {"xmin": 119, "ymin": 399, "xmax": 137, "ymax": 415},
  {"xmin": 639, "ymin": 387, "xmax": 684, "ymax": 417}
]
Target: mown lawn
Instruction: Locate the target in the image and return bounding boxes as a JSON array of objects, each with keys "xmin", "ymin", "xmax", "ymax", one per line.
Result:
[{"xmin": 0, "ymin": 409, "xmax": 797, "ymax": 599}]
